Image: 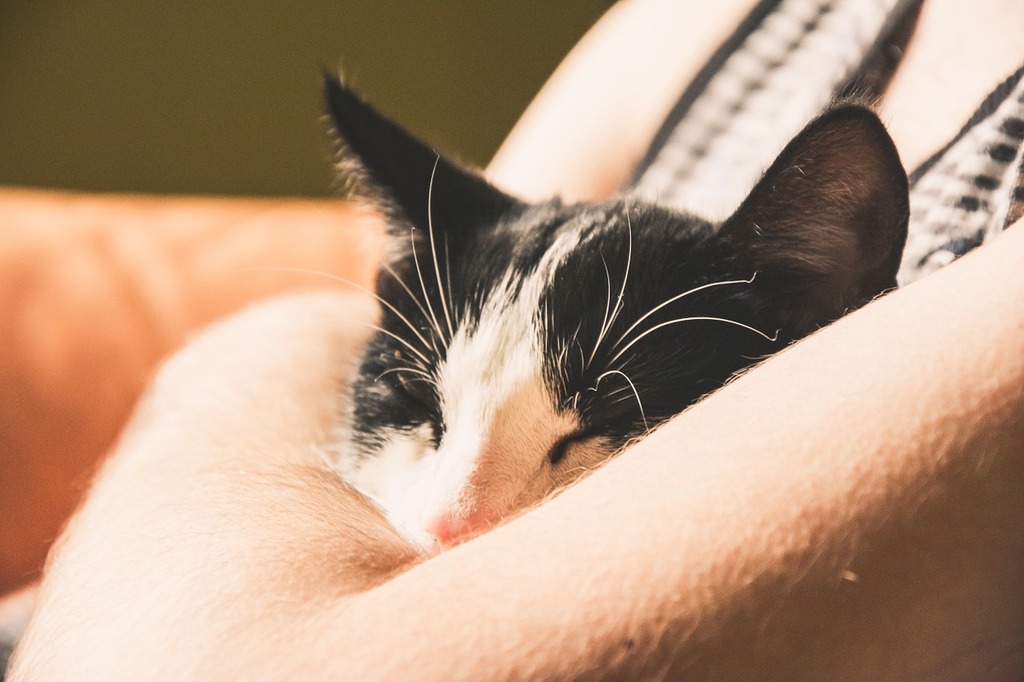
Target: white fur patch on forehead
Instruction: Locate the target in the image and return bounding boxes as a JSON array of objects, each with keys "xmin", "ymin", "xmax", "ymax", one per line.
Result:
[
  {"xmin": 440, "ymin": 274, "xmax": 544, "ymax": 440},
  {"xmin": 536, "ymin": 223, "xmax": 588, "ymax": 282},
  {"xmin": 440, "ymin": 226, "xmax": 583, "ymax": 414},
  {"xmin": 433, "ymin": 233, "xmax": 582, "ymax": 508}
]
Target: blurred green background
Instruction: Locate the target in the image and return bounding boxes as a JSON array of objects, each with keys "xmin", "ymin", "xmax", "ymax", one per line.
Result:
[{"xmin": 0, "ymin": 1, "xmax": 614, "ymax": 197}]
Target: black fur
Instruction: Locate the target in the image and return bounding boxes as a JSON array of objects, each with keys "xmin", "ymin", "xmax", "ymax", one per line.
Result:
[{"xmin": 325, "ymin": 73, "xmax": 908, "ymax": 458}]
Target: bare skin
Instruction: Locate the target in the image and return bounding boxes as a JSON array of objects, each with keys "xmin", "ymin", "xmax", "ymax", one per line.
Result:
[
  {"xmin": 487, "ymin": 0, "xmax": 762, "ymax": 202},
  {"xmin": 3, "ymin": 0, "xmax": 1021, "ymax": 598},
  {"xmin": 0, "ymin": 191, "xmax": 382, "ymax": 591},
  {"xmin": 6, "ymin": 0, "xmax": 1024, "ymax": 678},
  {"xmin": 10, "ymin": 216, "xmax": 1024, "ymax": 680}
]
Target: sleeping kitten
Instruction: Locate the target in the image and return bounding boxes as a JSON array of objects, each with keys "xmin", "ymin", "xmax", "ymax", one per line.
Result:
[{"xmin": 324, "ymin": 74, "xmax": 908, "ymax": 548}]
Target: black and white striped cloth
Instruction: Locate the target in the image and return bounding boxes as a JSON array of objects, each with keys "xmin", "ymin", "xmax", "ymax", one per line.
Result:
[
  {"xmin": 629, "ymin": 0, "xmax": 1024, "ymax": 286},
  {"xmin": 899, "ymin": 66, "xmax": 1024, "ymax": 284}
]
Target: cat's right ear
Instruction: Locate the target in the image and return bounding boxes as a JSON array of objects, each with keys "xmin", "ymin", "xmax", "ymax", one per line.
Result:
[
  {"xmin": 718, "ymin": 104, "xmax": 909, "ymax": 336},
  {"xmin": 324, "ymin": 72, "xmax": 525, "ymax": 241}
]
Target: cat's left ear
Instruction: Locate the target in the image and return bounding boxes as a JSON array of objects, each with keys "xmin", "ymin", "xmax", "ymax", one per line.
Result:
[
  {"xmin": 324, "ymin": 72, "xmax": 525, "ymax": 239},
  {"xmin": 719, "ymin": 104, "xmax": 909, "ymax": 334}
]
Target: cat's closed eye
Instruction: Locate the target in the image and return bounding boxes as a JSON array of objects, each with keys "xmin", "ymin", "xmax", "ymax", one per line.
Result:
[
  {"xmin": 394, "ymin": 374, "xmax": 432, "ymax": 409},
  {"xmin": 547, "ymin": 430, "xmax": 595, "ymax": 466},
  {"xmin": 377, "ymin": 364, "xmax": 437, "ymax": 422}
]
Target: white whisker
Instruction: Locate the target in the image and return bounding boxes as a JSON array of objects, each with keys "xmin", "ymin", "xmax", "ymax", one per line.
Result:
[
  {"xmin": 608, "ymin": 208, "xmax": 633, "ymax": 330},
  {"xmin": 376, "ymin": 261, "xmax": 441, "ymax": 355},
  {"xmin": 586, "ymin": 207, "xmax": 634, "ymax": 368},
  {"xmin": 556, "ymin": 340, "xmax": 571, "ymax": 383},
  {"xmin": 409, "ymin": 227, "xmax": 447, "ymax": 351},
  {"xmin": 301, "ymin": 202, "xmax": 444, "ymax": 351},
  {"xmin": 594, "ymin": 369, "xmax": 649, "ymax": 432},
  {"xmin": 374, "ymin": 366, "xmax": 434, "ymax": 384},
  {"xmin": 586, "ymin": 252, "xmax": 614, "ymax": 369},
  {"xmin": 609, "ymin": 274, "xmax": 757, "ymax": 355},
  {"xmin": 444, "ymin": 234, "xmax": 455, "ymax": 330},
  {"xmin": 228, "ymin": 265, "xmax": 435, "ymax": 356},
  {"xmin": 573, "ymin": 335, "xmax": 586, "ymax": 376},
  {"xmin": 562, "ymin": 463, "xmax": 599, "ymax": 478},
  {"xmin": 609, "ymin": 314, "xmax": 778, "ymax": 367},
  {"xmin": 599, "ymin": 385, "xmax": 636, "ymax": 400},
  {"xmin": 560, "ymin": 320, "xmax": 584, "ymax": 380},
  {"xmin": 426, "ymin": 154, "xmax": 455, "ymax": 341},
  {"xmin": 332, "ymin": 315, "xmax": 433, "ymax": 368}
]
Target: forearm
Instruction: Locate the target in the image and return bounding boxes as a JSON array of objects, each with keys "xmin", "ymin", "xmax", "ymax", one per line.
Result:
[
  {"xmin": 0, "ymin": 189, "xmax": 382, "ymax": 590},
  {"xmin": 486, "ymin": 0, "xmax": 759, "ymax": 202},
  {"xmin": 11, "ymin": 292, "xmax": 418, "ymax": 680},
  {"xmin": 323, "ymin": 222, "xmax": 1024, "ymax": 679},
  {"xmin": 13, "ymin": 221, "xmax": 1024, "ymax": 679}
]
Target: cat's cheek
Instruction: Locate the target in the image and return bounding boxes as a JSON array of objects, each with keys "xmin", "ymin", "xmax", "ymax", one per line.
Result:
[
  {"xmin": 334, "ymin": 427, "xmax": 442, "ymax": 542},
  {"xmin": 510, "ymin": 466, "xmax": 561, "ymax": 512},
  {"xmin": 487, "ymin": 441, "xmax": 616, "ymax": 522},
  {"xmin": 549, "ymin": 439, "xmax": 617, "ymax": 489}
]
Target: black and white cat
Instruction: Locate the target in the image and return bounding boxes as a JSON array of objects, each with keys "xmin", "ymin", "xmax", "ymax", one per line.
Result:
[{"xmin": 325, "ymin": 74, "xmax": 908, "ymax": 548}]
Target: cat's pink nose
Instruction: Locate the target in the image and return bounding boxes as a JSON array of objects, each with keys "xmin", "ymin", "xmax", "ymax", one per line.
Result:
[
  {"xmin": 427, "ymin": 511, "xmax": 490, "ymax": 547},
  {"xmin": 426, "ymin": 514, "xmax": 471, "ymax": 547}
]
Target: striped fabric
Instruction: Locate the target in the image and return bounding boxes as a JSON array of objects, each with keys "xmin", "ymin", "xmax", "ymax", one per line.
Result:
[
  {"xmin": 632, "ymin": 0, "xmax": 904, "ymax": 221},
  {"xmin": 629, "ymin": 0, "xmax": 1024, "ymax": 286},
  {"xmin": 899, "ymin": 66, "xmax": 1024, "ymax": 284}
]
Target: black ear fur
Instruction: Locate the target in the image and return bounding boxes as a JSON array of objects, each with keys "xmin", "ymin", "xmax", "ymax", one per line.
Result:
[
  {"xmin": 720, "ymin": 104, "xmax": 909, "ymax": 334},
  {"xmin": 323, "ymin": 72, "xmax": 524, "ymax": 239}
]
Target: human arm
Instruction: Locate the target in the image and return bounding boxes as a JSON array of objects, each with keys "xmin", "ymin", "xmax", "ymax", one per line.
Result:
[
  {"xmin": 486, "ymin": 0, "xmax": 759, "ymax": 201},
  {"xmin": 8, "ymin": 0, "xmax": 1024, "ymax": 671},
  {"xmin": 0, "ymin": 189, "xmax": 381, "ymax": 591},
  {"xmin": 0, "ymin": 0, "xmax": 759, "ymax": 591},
  {"xmin": 11, "ymin": 216, "xmax": 1024, "ymax": 680},
  {"xmin": 8, "ymin": 0, "xmax": 1021, "ymax": 598}
]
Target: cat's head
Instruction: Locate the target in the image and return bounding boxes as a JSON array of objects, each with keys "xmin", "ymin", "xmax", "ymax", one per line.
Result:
[{"xmin": 325, "ymin": 73, "xmax": 908, "ymax": 547}]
